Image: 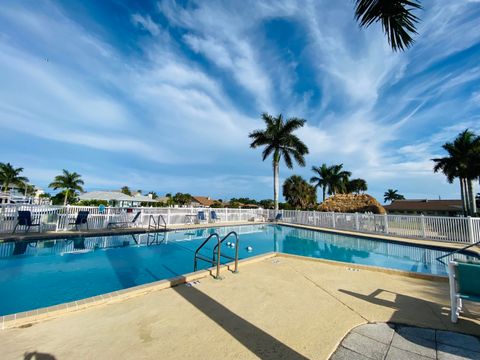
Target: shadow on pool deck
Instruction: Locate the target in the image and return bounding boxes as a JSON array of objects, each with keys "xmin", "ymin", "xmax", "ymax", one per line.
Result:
[
  {"xmin": 173, "ymin": 283, "xmax": 309, "ymax": 360},
  {"xmin": 339, "ymin": 288, "xmax": 480, "ymax": 335},
  {"xmin": 24, "ymin": 351, "xmax": 56, "ymax": 360}
]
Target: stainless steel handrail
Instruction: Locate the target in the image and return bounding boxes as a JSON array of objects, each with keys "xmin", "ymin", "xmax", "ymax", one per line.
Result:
[
  {"xmin": 436, "ymin": 240, "xmax": 480, "ymax": 265},
  {"xmin": 213, "ymin": 231, "xmax": 239, "ymax": 273},
  {"xmin": 194, "ymin": 233, "xmax": 222, "ymax": 279}
]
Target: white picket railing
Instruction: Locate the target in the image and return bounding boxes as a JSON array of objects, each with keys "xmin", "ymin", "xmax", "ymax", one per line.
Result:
[
  {"xmin": 0, "ymin": 205, "xmax": 267, "ymax": 234},
  {"xmin": 1, "ymin": 205, "xmax": 478, "ymax": 244},
  {"xmin": 279, "ymin": 210, "xmax": 480, "ymax": 244}
]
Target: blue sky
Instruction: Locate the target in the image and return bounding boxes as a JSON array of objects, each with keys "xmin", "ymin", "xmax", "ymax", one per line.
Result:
[{"xmin": 0, "ymin": 0, "xmax": 479, "ymax": 203}]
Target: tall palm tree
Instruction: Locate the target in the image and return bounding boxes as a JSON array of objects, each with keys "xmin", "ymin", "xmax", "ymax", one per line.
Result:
[
  {"xmin": 384, "ymin": 189, "xmax": 405, "ymax": 203},
  {"xmin": 347, "ymin": 178, "xmax": 368, "ymax": 194},
  {"xmin": 433, "ymin": 129, "xmax": 480, "ymax": 215},
  {"xmin": 49, "ymin": 170, "xmax": 84, "ymax": 205},
  {"xmin": 327, "ymin": 164, "xmax": 351, "ymax": 195},
  {"xmin": 249, "ymin": 113, "xmax": 309, "ymax": 212},
  {"xmin": 0, "ymin": 162, "xmax": 29, "ymax": 192},
  {"xmin": 283, "ymin": 175, "xmax": 316, "ymax": 210},
  {"xmin": 310, "ymin": 163, "xmax": 330, "ymax": 203},
  {"xmin": 354, "ymin": 0, "xmax": 422, "ymax": 51}
]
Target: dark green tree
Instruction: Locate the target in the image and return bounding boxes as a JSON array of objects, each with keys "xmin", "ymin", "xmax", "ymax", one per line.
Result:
[
  {"xmin": 433, "ymin": 129, "xmax": 480, "ymax": 215},
  {"xmin": 249, "ymin": 113, "xmax": 309, "ymax": 212},
  {"xmin": 283, "ymin": 175, "xmax": 317, "ymax": 210},
  {"xmin": 48, "ymin": 170, "xmax": 84, "ymax": 205},
  {"xmin": 383, "ymin": 189, "xmax": 405, "ymax": 203},
  {"xmin": 346, "ymin": 178, "xmax": 368, "ymax": 194},
  {"xmin": 0, "ymin": 162, "xmax": 29, "ymax": 192}
]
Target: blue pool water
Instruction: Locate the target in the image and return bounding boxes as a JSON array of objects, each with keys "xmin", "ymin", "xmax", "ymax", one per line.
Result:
[{"xmin": 0, "ymin": 224, "xmax": 477, "ymax": 316}]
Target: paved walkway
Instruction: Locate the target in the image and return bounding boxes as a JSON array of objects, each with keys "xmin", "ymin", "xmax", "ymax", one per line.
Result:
[{"xmin": 331, "ymin": 323, "xmax": 480, "ymax": 360}]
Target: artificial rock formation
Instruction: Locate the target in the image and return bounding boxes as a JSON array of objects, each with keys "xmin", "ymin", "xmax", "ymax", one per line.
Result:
[{"xmin": 318, "ymin": 194, "xmax": 386, "ymax": 214}]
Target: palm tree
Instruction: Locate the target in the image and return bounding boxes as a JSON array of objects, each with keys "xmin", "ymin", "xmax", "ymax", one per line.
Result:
[
  {"xmin": 49, "ymin": 170, "xmax": 84, "ymax": 205},
  {"xmin": 0, "ymin": 162, "xmax": 29, "ymax": 192},
  {"xmin": 310, "ymin": 164, "xmax": 330, "ymax": 202},
  {"xmin": 347, "ymin": 178, "xmax": 368, "ymax": 194},
  {"xmin": 283, "ymin": 175, "xmax": 316, "ymax": 210},
  {"xmin": 120, "ymin": 186, "xmax": 132, "ymax": 196},
  {"xmin": 326, "ymin": 164, "xmax": 351, "ymax": 195},
  {"xmin": 384, "ymin": 189, "xmax": 405, "ymax": 203},
  {"xmin": 249, "ymin": 113, "xmax": 309, "ymax": 212},
  {"xmin": 354, "ymin": 0, "xmax": 422, "ymax": 51},
  {"xmin": 433, "ymin": 129, "xmax": 480, "ymax": 215}
]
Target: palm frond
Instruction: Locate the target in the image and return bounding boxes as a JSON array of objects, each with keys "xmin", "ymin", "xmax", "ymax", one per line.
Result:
[{"xmin": 355, "ymin": 0, "xmax": 422, "ymax": 51}]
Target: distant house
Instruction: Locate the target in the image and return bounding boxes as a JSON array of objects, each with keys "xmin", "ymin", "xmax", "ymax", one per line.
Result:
[
  {"xmin": 190, "ymin": 196, "xmax": 217, "ymax": 207},
  {"xmin": 384, "ymin": 199, "xmax": 464, "ymax": 217},
  {"xmin": 78, "ymin": 191, "xmax": 159, "ymax": 207}
]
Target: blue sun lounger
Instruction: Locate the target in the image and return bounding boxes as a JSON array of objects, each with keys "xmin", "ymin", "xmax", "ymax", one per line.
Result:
[
  {"xmin": 196, "ymin": 211, "xmax": 207, "ymax": 224},
  {"xmin": 448, "ymin": 260, "xmax": 480, "ymax": 323},
  {"xmin": 69, "ymin": 211, "xmax": 89, "ymax": 231},
  {"xmin": 13, "ymin": 211, "xmax": 41, "ymax": 234},
  {"xmin": 210, "ymin": 211, "xmax": 220, "ymax": 223}
]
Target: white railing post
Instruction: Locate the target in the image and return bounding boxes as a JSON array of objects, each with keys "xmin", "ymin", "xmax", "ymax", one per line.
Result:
[
  {"xmin": 467, "ymin": 216, "xmax": 474, "ymax": 244},
  {"xmin": 383, "ymin": 214, "xmax": 389, "ymax": 234},
  {"xmin": 420, "ymin": 215, "xmax": 426, "ymax": 238},
  {"xmin": 167, "ymin": 208, "xmax": 171, "ymax": 225},
  {"xmin": 355, "ymin": 212, "xmax": 359, "ymax": 231},
  {"xmin": 225, "ymin": 208, "xmax": 228, "ymax": 222},
  {"xmin": 331, "ymin": 212, "xmax": 335, "ymax": 228}
]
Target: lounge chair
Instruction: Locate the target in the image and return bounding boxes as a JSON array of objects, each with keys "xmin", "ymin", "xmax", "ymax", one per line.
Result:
[
  {"xmin": 196, "ymin": 211, "xmax": 207, "ymax": 224},
  {"xmin": 448, "ymin": 260, "xmax": 480, "ymax": 323},
  {"xmin": 210, "ymin": 211, "xmax": 220, "ymax": 223},
  {"xmin": 269, "ymin": 213, "xmax": 282, "ymax": 222},
  {"xmin": 69, "ymin": 211, "xmax": 89, "ymax": 230},
  {"xmin": 107, "ymin": 211, "xmax": 141, "ymax": 229},
  {"xmin": 12, "ymin": 211, "xmax": 41, "ymax": 234},
  {"xmin": 12, "ymin": 241, "xmax": 37, "ymax": 256}
]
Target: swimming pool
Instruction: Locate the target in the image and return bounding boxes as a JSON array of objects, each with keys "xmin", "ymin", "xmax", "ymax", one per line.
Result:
[{"xmin": 0, "ymin": 224, "xmax": 477, "ymax": 316}]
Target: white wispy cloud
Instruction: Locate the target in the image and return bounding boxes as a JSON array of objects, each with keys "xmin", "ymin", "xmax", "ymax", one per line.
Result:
[
  {"xmin": 0, "ymin": 0, "xmax": 478, "ymax": 201},
  {"xmin": 131, "ymin": 13, "xmax": 161, "ymax": 36}
]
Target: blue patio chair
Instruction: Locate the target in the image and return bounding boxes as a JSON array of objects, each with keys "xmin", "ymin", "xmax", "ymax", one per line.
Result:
[
  {"xmin": 12, "ymin": 211, "xmax": 41, "ymax": 234},
  {"xmin": 210, "ymin": 210, "xmax": 220, "ymax": 223},
  {"xmin": 196, "ymin": 211, "xmax": 206, "ymax": 223},
  {"xmin": 69, "ymin": 211, "xmax": 89, "ymax": 230},
  {"xmin": 269, "ymin": 213, "xmax": 282, "ymax": 222},
  {"xmin": 448, "ymin": 260, "xmax": 480, "ymax": 323}
]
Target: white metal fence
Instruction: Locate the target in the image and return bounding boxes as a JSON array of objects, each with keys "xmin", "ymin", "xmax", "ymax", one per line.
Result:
[
  {"xmin": 279, "ymin": 210, "xmax": 480, "ymax": 244},
  {"xmin": 0, "ymin": 205, "xmax": 266, "ymax": 234},
  {"xmin": 1, "ymin": 205, "xmax": 479, "ymax": 244}
]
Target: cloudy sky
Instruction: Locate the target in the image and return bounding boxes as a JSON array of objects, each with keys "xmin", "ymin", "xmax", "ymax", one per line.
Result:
[{"xmin": 0, "ymin": 0, "xmax": 479, "ymax": 203}]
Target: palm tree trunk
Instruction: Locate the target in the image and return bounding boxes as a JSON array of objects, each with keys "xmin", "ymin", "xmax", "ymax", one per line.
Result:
[
  {"xmin": 467, "ymin": 179, "xmax": 477, "ymax": 215},
  {"xmin": 463, "ymin": 178, "xmax": 472, "ymax": 216},
  {"xmin": 322, "ymin": 185, "xmax": 326, "ymax": 202},
  {"xmin": 273, "ymin": 162, "xmax": 279, "ymax": 213},
  {"xmin": 460, "ymin": 178, "xmax": 467, "ymax": 216},
  {"xmin": 63, "ymin": 189, "xmax": 69, "ymax": 206}
]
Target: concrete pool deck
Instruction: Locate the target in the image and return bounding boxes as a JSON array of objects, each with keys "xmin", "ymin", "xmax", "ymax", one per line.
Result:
[{"xmin": 1, "ymin": 255, "xmax": 479, "ymax": 359}]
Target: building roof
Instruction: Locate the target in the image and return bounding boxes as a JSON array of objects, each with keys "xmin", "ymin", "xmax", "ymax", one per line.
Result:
[
  {"xmin": 191, "ymin": 196, "xmax": 217, "ymax": 207},
  {"xmin": 384, "ymin": 199, "xmax": 463, "ymax": 212},
  {"xmin": 131, "ymin": 194, "xmax": 158, "ymax": 203},
  {"xmin": 78, "ymin": 191, "xmax": 133, "ymax": 201}
]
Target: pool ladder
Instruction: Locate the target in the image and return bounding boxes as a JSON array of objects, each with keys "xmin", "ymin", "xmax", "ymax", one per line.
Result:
[
  {"xmin": 194, "ymin": 231, "xmax": 239, "ymax": 279},
  {"xmin": 146, "ymin": 214, "xmax": 167, "ymax": 245}
]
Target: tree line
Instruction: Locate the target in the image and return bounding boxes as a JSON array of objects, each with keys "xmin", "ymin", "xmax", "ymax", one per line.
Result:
[{"xmin": 249, "ymin": 113, "xmax": 479, "ymax": 215}]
